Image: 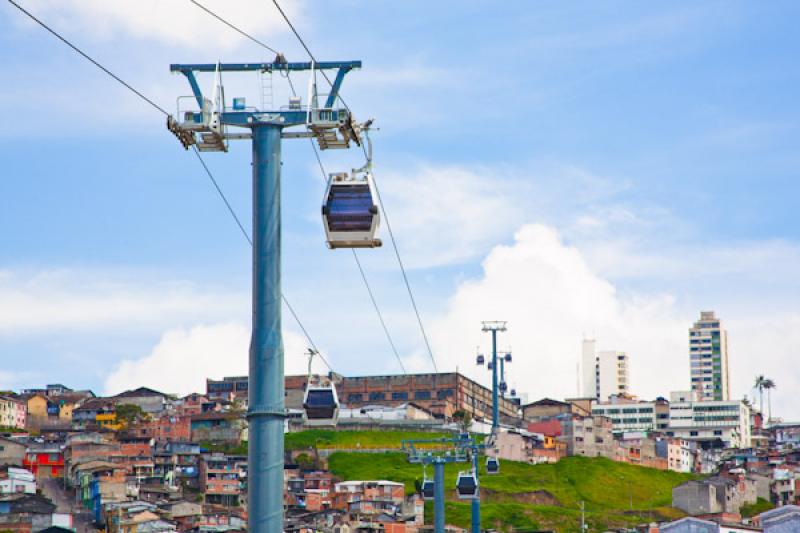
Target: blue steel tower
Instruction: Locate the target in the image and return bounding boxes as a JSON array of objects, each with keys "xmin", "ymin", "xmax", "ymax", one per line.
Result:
[{"xmin": 168, "ymin": 60, "xmax": 363, "ymax": 533}]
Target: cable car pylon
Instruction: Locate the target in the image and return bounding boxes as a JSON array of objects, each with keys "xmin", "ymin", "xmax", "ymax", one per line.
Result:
[{"xmin": 168, "ymin": 58, "xmax": 367, "ymax": 533}]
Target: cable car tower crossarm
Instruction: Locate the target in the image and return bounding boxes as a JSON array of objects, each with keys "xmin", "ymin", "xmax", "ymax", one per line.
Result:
[{"xmin": 168, "ymin": 59, "xmax": 364, "ymax": 533}]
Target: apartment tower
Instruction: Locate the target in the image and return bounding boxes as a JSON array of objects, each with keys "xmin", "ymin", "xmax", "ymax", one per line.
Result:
[
  {"xmin": 689, "ymin": 311, "xmax": 730, "ymax": 401},
  {"xmin": 581, "ymin": 338, "xmax": 630, "ymax": 401}
]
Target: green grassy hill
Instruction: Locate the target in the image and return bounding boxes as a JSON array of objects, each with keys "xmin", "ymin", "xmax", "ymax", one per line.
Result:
[
  {"xmin": 328, "ymin": 452, "xmax": 695, "ymax": 533},
  {"xmin": 285, "ymin": 429, "xmax": 453, "ymax": 451}
]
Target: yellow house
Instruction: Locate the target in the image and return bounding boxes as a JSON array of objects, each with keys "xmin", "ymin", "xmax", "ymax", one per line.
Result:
[
  {"xmin": 26, "ymin": 395, "xmax": 48, "ymax": 418},
  {"xmin": 95, "ymin": 413, "xmax": 123, "ymax": 431}
]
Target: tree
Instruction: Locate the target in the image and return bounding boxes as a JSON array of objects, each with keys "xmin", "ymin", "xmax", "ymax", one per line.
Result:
[
  {"xmin": 452, "ymin": 409, "xmax": 472, "ymax": 432},
  {"xmin": 754, "ymin": 375, "xmax": 766, "ymax": 415},
  {"xmin": 115, "ymin": 403, "xmax": 148, "ymax": 427},
  {"xmin": 763, "ymin": 378, "xmax": 776, "ymax": 422}
]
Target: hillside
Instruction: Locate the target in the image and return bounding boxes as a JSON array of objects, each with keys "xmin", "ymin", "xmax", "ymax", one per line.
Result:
[{"xmin": 328, "ymin": 452, "xmax": 695, "ymax": 533}]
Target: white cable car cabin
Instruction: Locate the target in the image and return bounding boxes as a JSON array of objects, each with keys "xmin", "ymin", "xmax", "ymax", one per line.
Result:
[
  {"xmin": 485, "ymin": 457, "xmax": 500, "ymax": 475},
  {"xmin": 455, "ymin": 471, "xmax": 479, "ymax": 499},
  {"xmin": 322, "ymin": 171, "xmax": 382, "ymax": 249},
  {"xmin": 302, "ymin": 385, "xmax": 340, "ymax": 426}
]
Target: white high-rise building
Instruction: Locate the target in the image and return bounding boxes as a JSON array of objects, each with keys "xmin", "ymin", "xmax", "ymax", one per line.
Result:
[
  {"xmin": 689, "ymin": 311, "xmax": 730, "ymax": 401},
  {"xmin": 581, "ymin": 338, "xmax": 630, "ymax": 401}
]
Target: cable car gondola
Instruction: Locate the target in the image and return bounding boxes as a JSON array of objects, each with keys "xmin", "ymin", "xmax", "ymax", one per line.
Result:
[
  {"xmin": 486, "ymin": 457, "xmax": 499, "ymax": 475},
  {"xmin": 476, "ymin": 354, "xmax": 485, "ymax": 365},
  {"xmin": 302, "ymin": 349, "xmax": 339, "ymax": 426},
  {"xmin": 420, "ymin": 465, "xmax": 434, "ymax": 500},
  {"xmin": 303, "ymin": 385, "xmax": 339, "ymax": 426},
  {"xmin": 456, "ymin": 470, "xmax": 479, "ymax": 499},
  {"xmin": 499, "ymin": 381, "xmax": 508, "ymax": 393},
  {"xmin": 504, "ymin": 352, "xmax": 512, "ymax": 363},
  {"xmin": 321, "ymin": 170, "xmax": 382, "ymax": 249}
]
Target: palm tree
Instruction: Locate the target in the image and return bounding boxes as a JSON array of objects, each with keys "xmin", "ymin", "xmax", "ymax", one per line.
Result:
[
  {"xmin": 754, "ymin": 375, "xmax": 766, "ymax": 415},
  {"xmin": 763, "ymin": 378, "xmax": 776, "ymax": 422}
]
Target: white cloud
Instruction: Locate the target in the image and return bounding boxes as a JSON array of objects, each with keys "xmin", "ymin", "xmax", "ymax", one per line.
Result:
[
  {"xmin": 0, "ymin": 270, "xmax": 247, "ymax": 335},
  {"xmin": 430, "ymin": 223, "xmax": 800, "ymax": 417},
  {"xmin": 103, "ymin": 322, "xmax": 325, "ymax": 396},
  {"xmin": 19, "ymin": 0, "xmax": 300, "ymax": 50},
  {"xmin": 378, "ymin": 165, "xmax": 527, "ymax": 268}
]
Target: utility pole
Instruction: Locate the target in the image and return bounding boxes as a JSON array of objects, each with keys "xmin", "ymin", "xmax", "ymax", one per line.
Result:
[
  {"xmin": 169, "ymin": 60, "xmax": 363, "ymax": 533},
  {"xmin": 481, "ymin": 321, "xmax": 506, "ymax": 430},
  {"xmin": 579, "ymin": 500, "xmax": 586, "ymax": 531}
]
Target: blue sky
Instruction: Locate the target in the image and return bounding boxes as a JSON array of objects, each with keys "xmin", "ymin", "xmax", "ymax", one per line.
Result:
[{"xmin": 2, "ymin": 1, "xmax": 799, "ymax": 416}]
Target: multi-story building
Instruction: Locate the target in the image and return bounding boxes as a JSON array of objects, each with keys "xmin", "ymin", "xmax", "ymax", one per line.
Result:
[
  {"xmin": 200, "ymin": 453, "xmax": 244, "ymax": 507},
  {"xmin": 581, "ymin": 339, "xmax": 629, "ymax": 401},
  {"xmin": 339, "ymin": 372, "xmax": 519, "ymax": 422},
  {"xmin": 210, "ymin": 372, "xmax": 520, "ymax": 422},
  {"xmin": 591, "ymin": 397, "xmax": 670, "ymax": 434},
  {"xmin": 667, "ymin": 438, "xmax": 694, "ymax": 473},
  {"xmin": 0, "ymin": 396, "xmax": 26, "ymax": 429},
  {"xmin": 23, "ymin": 443, "xmax": 64, "ymax": 479},
  {"xmin": 559, "ymin": 415, "xmax": 615, "ymax": 458},
  {"xmin": 689, "ymin": 311, "xmax": 730, "ymax": 401},
  {"xmin": 666, "ymin": 399, "xmax": 751, "ymax": 449}
]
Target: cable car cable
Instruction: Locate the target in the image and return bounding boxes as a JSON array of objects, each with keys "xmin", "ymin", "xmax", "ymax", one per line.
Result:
[
  {"xmin": 309, "ymin": 141, "xmax": 407, "ymax": 375},
  {"xmin": 6, "ymin": 0, "xmax": 331, "ymax": 374},
  {"xmin": 185, "ymin": 0, "xmax": 297, "ymax": 97},
  {"xmin": 6, "ymin": 0, "xmax": 170, "ymax": 117},
  {"xmin": 188, "ymin": 0, "xmax": 281, "ymax": 56},
  {"xmin": 368, "ymin": 166, "xmax": 438, "ymax": 373},
  {"xmin": 272, "ymin": 0, "xmax": 439, "ymax": 373},
  {"xmin": 193, "ymin": 147, "xmax": 333, "ymax": 373}
]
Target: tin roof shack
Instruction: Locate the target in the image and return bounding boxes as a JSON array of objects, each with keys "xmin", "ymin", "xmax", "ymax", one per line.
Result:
[
  {"xmin": 112, "ymin": 388, "xmax": 170, "ymax": 416},
  {"xmin": 103, "ymin": 501, "xmax": 177, "ymax": 533},
  {"xmin": 0, "ymin": 493, "xmax": 58, "ymax": 533}
]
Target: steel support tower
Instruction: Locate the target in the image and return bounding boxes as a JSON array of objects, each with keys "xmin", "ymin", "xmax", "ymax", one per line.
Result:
[
  {"xmin": 169, "ymin": 60, "xmax": 362, "ymax": 533},
  {"xmin": 481, "ymin": 321, "xmax": 507, "ymax": 430}
]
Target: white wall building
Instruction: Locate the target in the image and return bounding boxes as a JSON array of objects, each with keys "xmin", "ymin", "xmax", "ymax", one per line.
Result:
[
  {"xmin": 581, "ymin": 339, "xmax": 629, "ymax": 401},
  {"xmin": 591, "ymin": 399, "xmax": 670, "ymax": 434},
  {"xmin": 667, "ymin": 399, "xmax": 751, "ymax": 449},
  {"xmin": 689, "ymin": 311, "xmax": 730, "ymax": 401},
  {"xmin": 0, "ymin": 467, "xmax": 36, "ymax": 494}
]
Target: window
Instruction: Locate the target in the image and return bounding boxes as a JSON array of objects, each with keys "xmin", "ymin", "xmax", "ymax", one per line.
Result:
[
  {"xmin": 714, "ymin": 430, "xmax": 722, "ymax": 436},
  {"xmin": 369, "ymin": 392, "xmax": 385, "ymax": 401},
  {"xmin": 391, "ymin": 392, "xmax": 408, "ymax": 401},
  {"xmin": 347, "ymin": 394, "xmax": 363, "ymax": 403},
  {"xmin": 414, "ymin": 391, "xmax": 432, "ymax": 401},
  {"xmin": 690, "ymin": 431, "xmax": 698, "ymax": 437},
  {"xmin": 437, "ymin": 389, "xmax": 454, "ymax": 400}
]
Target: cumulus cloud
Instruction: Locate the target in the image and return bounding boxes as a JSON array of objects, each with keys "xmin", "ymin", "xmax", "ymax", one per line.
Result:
[
  {"xmin": 432, "ymin": 224, "xmax": 691, "ymax": 401},
  {"xmin": 378, "ymin": 165, "xmax": 528, "ymax": 268},
  {"xmin": 19, "ymin": 0, "xmax": 299, "ymax": 50},
  {"xmin": 103, "ymin": 322, "xmax": 325, "ymax": 396},
  {"xmin": 430, "ymin": 223, "xmax": 800, "ymax": 417},
  {"xmin": 0, "ymin": 270, "xmax": 246, "ymax": 335}
]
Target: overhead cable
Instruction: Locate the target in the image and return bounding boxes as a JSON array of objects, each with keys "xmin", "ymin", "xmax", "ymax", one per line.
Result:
[
  {"xmin": 273, "ymin": 0, "xmax": 439, "ymax": 372},
  {"xmin": 7, "ymin": 0, "xmax": 170, "ymax": 116},
  {"xmin": 309, "ymin": 141, "xmax": 407, "ymax": 375},
  {"xmin": 6, "ymin": 0, "xmax": 330, "ymax": 372},
  {"xmin": 189, "ymin": 0, "xmax": 281, "ymax": 56}
]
